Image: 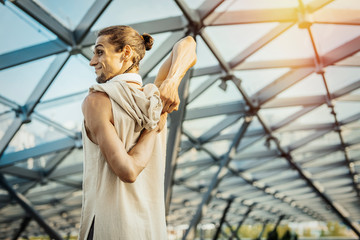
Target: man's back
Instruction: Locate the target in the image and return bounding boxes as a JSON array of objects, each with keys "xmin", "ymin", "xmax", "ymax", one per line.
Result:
[{"xmin": 79, "ymin": 79, "xmax": 167, "ymax": 239}]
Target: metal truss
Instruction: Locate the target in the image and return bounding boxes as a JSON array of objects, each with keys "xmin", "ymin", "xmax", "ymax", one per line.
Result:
[{"xmin": 1, "ymin": 0, "xmax": 360, "ymax": 239}]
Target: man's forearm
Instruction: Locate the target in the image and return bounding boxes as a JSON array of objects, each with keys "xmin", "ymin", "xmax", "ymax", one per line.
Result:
[
  {"xmin": 155, "ymin": 36, "xmax": 197, "ymax": 113},
  {"xmin": 154, "ymin": 36, "xmax": 197, "ymax": 88}
]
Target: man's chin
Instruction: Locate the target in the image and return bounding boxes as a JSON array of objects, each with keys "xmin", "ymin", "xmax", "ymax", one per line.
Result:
[{"xmin": 96, "ymin": 74, "xmax": 108, "ymax": 84}]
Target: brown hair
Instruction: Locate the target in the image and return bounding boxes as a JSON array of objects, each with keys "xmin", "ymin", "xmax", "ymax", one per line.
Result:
[{"xmin": 98, "ymin": 25, "xmax": 154, "ymax": 72}]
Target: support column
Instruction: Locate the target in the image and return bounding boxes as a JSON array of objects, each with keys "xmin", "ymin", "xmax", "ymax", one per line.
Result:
[
  {"xmin": 267, "ymin": 215, "xmax": 285, "ymax": 240},
  {"xmin": 229, "ymin": 204, "xmax": 255, "ymax": 240},
  {"xmin": 165, "ymin": 71, "xmax": 191, "ymax": 214},
  {"xmin": 256, "ymin": 219, "xmax": 269, "ymax": 240},
  {"xmin": 213, "ymin": 198, "xmax": 234, "ymax": 240},
  {"xmin": 183, "ymin": 116, "xmax": 253, "ymax": 239},
  {"xmin": 12, "ymin": 216, "xmax": 32, "ymax": 240},
  {"xmin": 0, "ymin": 174, "xmax": 63, "ymax": 240}
]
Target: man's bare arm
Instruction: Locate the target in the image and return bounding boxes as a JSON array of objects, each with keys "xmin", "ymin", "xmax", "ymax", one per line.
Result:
[
  {"xmin": 82, "ymin": 92, "xmax": 162, "ymax": 183},
  {"xmin": 154, "ymin": 36, "xmax": 197, "ymax": 114}
]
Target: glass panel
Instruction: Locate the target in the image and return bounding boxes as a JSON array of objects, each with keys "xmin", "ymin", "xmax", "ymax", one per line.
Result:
[
  {"xmin": 324, "ymin": 66, "xmax": 360, "ymax": 93},
  {"xmin": 301, "ymin": 151, "xmax": 344, "ymax": 168},
  {"xmin": 139, "ymin": 32, "xmax": 175, "ymax": 78},
  {"xmin": 0, "ymin": 3, "xmax": 56, "ymax": 55},
  {"xmin": 259, "ymin": 106, "xmax": 303, "ymax": 128},
  {"xmin": 5, "ymin": 118, "xmax": 69, "ymax": 154},
  {"xmin": 274, "ymin": 129, "xmax": 318, "ymax": 149},
  {"xmin": 334, "ymin": 101, "xmax": 360, "ymax": 122},
  {"xmin": 235, "ymin": 68, "xmax": 290, "ymax": 96},
  {"xmin": 91, "ymin": 0, "xmax": 181, "ymax": 30},
  {"xmin": 192, "ymin": 36, "xmax": 220, "ymax": 68},
  {"xmin": 205, "ymin": 23, "xmax": 278, "ymax": 61},
  {"xmin": 183, "ymin": 115, "xmax": 227, "ymax": 138},
  {"xmin": 290, "ymin": 104, "xmax": 334, "ymax": 125},
  {"xmin": 0, "ymin": 111, "xmax": 15, "ymax": 140},
  {"xmin": 55, "ymin": 149, "xmax": 83, "ymax": 168},
  {"xmin": 42, "ymin": 55, "xmax": 94, "ymax": 101},
  {"xmin": 216, "ymin": 0, "xmax": 299, "ymax": 10},
  {"xmin": 14, "ymin": 152, "xmax": 56, "ymax": 170},
  {"xmin": 300, "ymin": 131, "xmax": 341, "ymax": 149},
  {"xmin": 311, "ymin": 24, "xmax": 360, "ymax": 55},
  {"xmin": 246, "ymin": 25, "xmax": 314, "ymax": 61},
  {"xmin": 325, "ymin": 0, "xmax": 360, "ymax": 9},
  {"xmin": 187, "ymin": 79, "xmax": 243, "ymax": 109},
  {"xmin": 183, "ymin": 0, "xmax": 205, "ymax": 9},
  {"xmin": 189, "ymin": 75, "xmax": 216, "ymax": 95},
  {"xmin": 0, "ymin": 55, "xmax": 56, "ymax": 105},
  {"xmin": 277, "ymin": 72, "xmax": 327, "ymax": 97},
  {"xmin": 203, "ymin": 139, "xmax": 231, "ymax": 156},
  {"xmin": 342, "ymin": 121, "xmax": 360, "ymax": 143},
  {"xmin": 36, "ymin": 98, "xmax": 84, "ymax": 132},
  {"xmin": 34, "ymin": 0, "xmax": 95, "ymax": 30}
]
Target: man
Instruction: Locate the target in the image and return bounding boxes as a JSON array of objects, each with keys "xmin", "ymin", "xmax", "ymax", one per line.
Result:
[{"xmin": 79, "ymin": 25, "xmax": 196, "ymax": 239}]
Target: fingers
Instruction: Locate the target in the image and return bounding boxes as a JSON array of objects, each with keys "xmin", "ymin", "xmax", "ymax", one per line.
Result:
[
  {"xmin": 157, "ymin": 113, "xmax": 168, "ymax": 132},
  {"xmin": 161, "ymin": 97, "xmax": 180, "ymax": 114}
]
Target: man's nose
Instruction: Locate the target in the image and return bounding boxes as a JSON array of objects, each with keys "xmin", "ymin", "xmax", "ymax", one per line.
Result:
[{"xmin": 89, "ymin": 56, "xmax": 97, "ymax": 66}]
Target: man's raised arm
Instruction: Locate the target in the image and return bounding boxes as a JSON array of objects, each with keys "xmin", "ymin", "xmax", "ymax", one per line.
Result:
[{"xmin": 154, "ymin": 36, "xmax": 197, "ymax": 114}]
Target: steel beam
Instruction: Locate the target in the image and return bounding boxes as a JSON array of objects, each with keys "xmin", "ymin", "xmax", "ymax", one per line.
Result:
[
  {"xmin": 0, "ymin": 52, "xmax": 69, "ymax": 158},
  {"xmin": 81, "ymin": 16, "xmax": 188, "ymax": 47},
  {"xmin": 12, "ymin": 216, "xmax": 32, "ymax": 240},
  {"xmin": 323, "ymin": 36, "xmax": 360, "ymax": 67},
  {"xmin": 0, "ymin": 40, "xmax": 67, "ymax": 70},
  {"xmin": 45, "ymin": 149, "xmax": 74, "ymax": 174},
  {"xmin": 263, "ymin": 95, "xmax": 327, "ymax": 108},
  {"xmin": 213, "ymin": 198, "xmax": 233, "ymax": 240},
  {"xmin": 224, "ymin": 221, "xmax": 240, "ymax": 240},
  {"xmin": 0, "ymin": 174, "xmax": 63, "ymax": 240},
  {"xmin": 230, "ymin": 23, "xmax": 294, "ymax": 68},
  {"xmin": 306, "ymin": 0, "xmax": 335, "ymax": 13},
  {"xmin": 187, "ymin": 74, "xmax": 219, "ymax": 103},
  {"xmin": 256, "ymin": 219, "xmax": 269, "ymax": 240},
  {"xmin": 0, "ymin": 137, "xmax": 78, "ymax": 168},
  {"xmin": 165, "ymin": 71, "xmax": 191, "ymax": 215},
  {"xmin": 174, "ymin": 0, "xmax": 201, "ymax": 26},
  {"xmin": 231, "ymin": 205, "xmax": 254, "ymax": 239},
  {"xmin": 198, "ymin": 114, "xmax": 242, "ymax": 143},
  {"xmin": 48, "ymin": 163, "xmax": 83, "ymax": 179},
  {"xmin": 185, "ymin": 101, "xmax": 247, "ymax": 120},
  {"xmin": 139, "ymin": 30, "xmax": 186, "ymax": 78},
  {"xmin": 74, "ymin": 0, "xmax": 111, "ymax": 44},
  {"xmin": 37, "ymin": 90, "xmax": 87, "ymax": 111},
  {"xmin": 313, "ymin": 9, "xmax": 360, "ymax": 25},
  {"xmin": 12, "ymin": 0, "xmax": 73, "ymax": 45},
  {"xmin": 253, "ymin": 68, "xmax": 314, "ymax": 106},
  {"xmin": 205, "ymin": 8, "xmax": 297, "ymax": 26},
  {"xmin": 197, "ymin": 0, "xmax": 225, "ymax": 21},
  {"xmin": 0, "ymin": 166, "xmax": 41, "ymax": 180},
  {"xmin": 183, "ymin": 117, "xmax": 252, "ymax": 239},
  {"xmin": 32, "ymin": 113, "xmax": 78, "ymax": 138},
  {"xmin": 204, "ymin": 0, "xmax": 335, "ymax": 26},
  {"xmin": 200, "ymin": 30, "xmax": 231, "ymax": 72},
  {"xmin": 0, "ymin": 95, "xmax": 19, "ymax": 110}
]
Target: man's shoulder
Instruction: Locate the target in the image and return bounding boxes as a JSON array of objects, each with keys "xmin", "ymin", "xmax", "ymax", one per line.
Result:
[{"xmin": 82, "ymin": 91, "xmax": 111, "ymax": 113}]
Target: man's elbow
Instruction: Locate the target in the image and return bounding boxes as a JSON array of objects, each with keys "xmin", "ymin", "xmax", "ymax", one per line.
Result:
[
  {"xmin": 183, "ymin": 36, "xmax": 197, "ymax": 65},
  {"xmin": 115, "ymin": 162, "xmax": 143, "ymax": 183},
  {"xmin": 117, "ymin": 170, "xmax": 138, "ymax": 183}
]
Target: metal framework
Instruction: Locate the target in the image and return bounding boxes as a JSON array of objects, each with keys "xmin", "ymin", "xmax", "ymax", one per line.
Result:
[{"xmin": 0, "ymin": 0, "xmax": 360, "ymax": 239}]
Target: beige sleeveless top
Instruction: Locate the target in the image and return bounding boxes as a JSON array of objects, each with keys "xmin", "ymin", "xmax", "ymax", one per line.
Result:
[{"xmin": 79, "ymin": 74, "xmax": 167, "ymax": 240}]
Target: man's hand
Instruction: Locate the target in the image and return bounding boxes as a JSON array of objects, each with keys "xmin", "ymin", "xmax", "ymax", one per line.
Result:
[{"xmin": 158, "ymin": 79, "xmax": 180, "ymax": 114}]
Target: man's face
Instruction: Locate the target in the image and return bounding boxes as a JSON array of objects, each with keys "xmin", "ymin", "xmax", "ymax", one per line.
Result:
[{"xmin": 90, "ymin": 35, "xmax": 125, "ymax": 83}]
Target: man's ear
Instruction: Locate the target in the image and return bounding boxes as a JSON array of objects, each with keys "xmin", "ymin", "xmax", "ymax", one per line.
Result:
[{"xmin": 122, "ymin": 45, "xmax": 133, "ymax": 62}]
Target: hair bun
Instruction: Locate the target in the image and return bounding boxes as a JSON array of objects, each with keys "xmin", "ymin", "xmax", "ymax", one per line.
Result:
[{"xmin": 142, "ymin": 33, "xmax": 153, "ymax": 51}]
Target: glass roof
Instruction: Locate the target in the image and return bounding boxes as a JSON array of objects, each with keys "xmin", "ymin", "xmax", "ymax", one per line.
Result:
[{"xmin": 0, "ymin": 0, "xmax": 360, "ymax": 239}]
